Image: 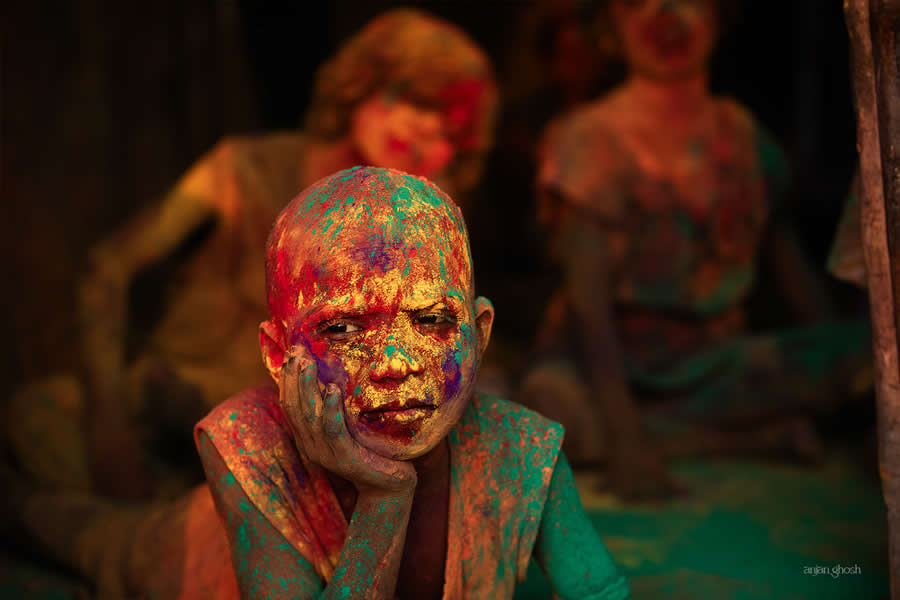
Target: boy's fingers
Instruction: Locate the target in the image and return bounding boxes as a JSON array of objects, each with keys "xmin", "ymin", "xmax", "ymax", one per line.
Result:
[
  {"xmin": 280, "ymin": 355, "xmax": 302, "ymax": 427},
  {"xmin": 298, "ymin": 358, "xmax": 323, "ymax": 435},
  {"xmin": 322, "ymin": 384, "xmax": 344, "ymax": 437},
  {"xmin": 280, "ymin": 355, "xmax": 315, "ymax": 455}
]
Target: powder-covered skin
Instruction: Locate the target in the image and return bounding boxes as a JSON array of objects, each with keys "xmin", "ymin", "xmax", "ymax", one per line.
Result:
[
  {"xmin": 263, "ymin": 166, "xmax": 480, "ymax": 461},
  {"xmin": 195, "ymin": 167, "xmax": 631, "ymax": 599}
]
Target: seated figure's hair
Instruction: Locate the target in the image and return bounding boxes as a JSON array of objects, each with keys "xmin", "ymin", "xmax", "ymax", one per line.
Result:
[
  {"xmin": 265, "ymin": 166, "xmax": 473, "ymax": 323},
  {"xmin": 303, "ymin": 9, "xmax": 499, "ymax": 193}
]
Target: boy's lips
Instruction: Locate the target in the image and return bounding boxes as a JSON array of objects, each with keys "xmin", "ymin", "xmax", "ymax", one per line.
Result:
[
  {"xmin": 359, "ymin": 399, "xmax": 438, "ymax": 428},
  {"xmin": 361, "ymin": 398, "xmax": 437, "ymax": 414}
]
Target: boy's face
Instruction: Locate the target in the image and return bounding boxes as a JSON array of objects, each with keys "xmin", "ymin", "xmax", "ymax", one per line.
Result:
[{"xmin": 263, "ymin": 176, "xmax": 492, "ymax": 460}]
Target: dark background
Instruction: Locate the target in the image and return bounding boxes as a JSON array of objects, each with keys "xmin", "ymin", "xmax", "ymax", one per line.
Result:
[{"xmin": 0, "ymin": 0, "xmax": 857, "ymax": 402}]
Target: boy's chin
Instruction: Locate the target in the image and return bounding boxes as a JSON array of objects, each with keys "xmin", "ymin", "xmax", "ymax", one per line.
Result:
[
  {"xmin": 350, "ymin": 394, "xmax": 472, "ymax": 460},
  {"xmin": 355, "ymin": 431, "xmax": 441, "ymax": 461}
]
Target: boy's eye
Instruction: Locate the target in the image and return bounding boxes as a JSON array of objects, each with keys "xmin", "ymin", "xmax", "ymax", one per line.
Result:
[
  {"xmin": 415, "ymin": 313, "xmax": 457, "ymax": 327},
  {"xmin": 320, "ymin": 321, "xmax": 364, "ymax": 340}
]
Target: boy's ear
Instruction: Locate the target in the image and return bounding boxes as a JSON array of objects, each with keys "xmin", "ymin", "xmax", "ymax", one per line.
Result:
[
  {"xmin": 473, "ymin": 296, "xmax": 494, "ymax": 358},
  {"xmin": 259, "ymin": 320, "xmax": 287, "ymax": 382}
]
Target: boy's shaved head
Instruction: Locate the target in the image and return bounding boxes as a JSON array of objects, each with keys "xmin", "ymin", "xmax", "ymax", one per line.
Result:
[
  {"xmin": 260, "ymin": 167, "xmax": 492, "ymax": 460},
  {"xmin": 265, "ymin": 167, "xmax": 474, "ymax": 325}
]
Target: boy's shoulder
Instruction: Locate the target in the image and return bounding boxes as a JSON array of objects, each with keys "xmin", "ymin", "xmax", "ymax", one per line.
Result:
[
  {"xmin": 450, "ymin": 394, "xmax": 567, "ymax": 585},
  {"xmin": 462, "ymin": 392, "xmax": 564, "ymax": 441},
  {"xmin": 196, "ymin": 383, "xmax": 286, "ymax": 445},
  {"xmin": 455, "ymin": 393, "xmax": 565, "ymax": 484}
]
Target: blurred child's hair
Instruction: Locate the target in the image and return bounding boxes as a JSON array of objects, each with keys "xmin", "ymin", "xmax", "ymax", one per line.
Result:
[{"xmin": 304, "ymin": 9, "xmax": 499, "ymax": 194}]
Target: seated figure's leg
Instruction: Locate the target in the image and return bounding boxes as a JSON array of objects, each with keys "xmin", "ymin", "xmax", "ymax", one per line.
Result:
[
  {"xmin": 669, "ymin": 319, "xmax": 873, "ymax": 427},
  {"xmin": 13, "ymin": 483, "xmax": 233, "ymax": 600},
  {"xmin": 6, "ymin": 364, "xmax": 203, "ymax": 501},
  {"xmin": 6, "ymin": 374, "xmax": 92, "ymax": 491},
  {"xmin": 0, "ymin": 551, "xmax": 88, "ymax": 599},
  {"xmin": 637, "ymin": 319, "xmax": 873, "ymax": 462},
  {"xmin": 131, "ymin": 356, "xmax": 209, "ymax": 498},
  {"xmin": 136, "ymin": 357, "xmax": 210, "ymax": 436},
  {"xmin": 518, "ymin": 359, "xmax": 605, "ymax": 466}
]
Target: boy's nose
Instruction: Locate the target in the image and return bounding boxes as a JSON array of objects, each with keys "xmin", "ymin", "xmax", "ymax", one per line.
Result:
[{"xmin": 370, "ymin": 342, "xmax": 424, "ymax": 382}]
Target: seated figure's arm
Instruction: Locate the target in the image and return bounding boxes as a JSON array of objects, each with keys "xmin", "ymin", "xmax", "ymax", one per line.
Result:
[
  {"xmin": 755, "ymin": 122, "xmax": 837, "ymax": 322},
  {"xmin": 533, "ymin": 452, "xmax": 631, "ymax": 600},
  {"xmin": 827, "ymin": 175, "xmax": 867, "ymax": 288},
  {"xmin": 765, "ymin": 218, "xmax": 837, "ymax": 324},
  {"xmin": 553, "ymin": 198, "xmax": 638, "ymax": 447},
  {"xmin": 553, "ymin": 197, "xmax": 680, "ymax": 498},
  {"xmin": 78, "ymin": 145, "xmax": 225, "ymax": 496}
]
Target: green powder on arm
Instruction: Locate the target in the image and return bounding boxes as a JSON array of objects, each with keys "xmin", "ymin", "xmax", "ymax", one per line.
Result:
[{"xmin": 533, "ymin": 452, "xmax": 631, "ymax": 600}]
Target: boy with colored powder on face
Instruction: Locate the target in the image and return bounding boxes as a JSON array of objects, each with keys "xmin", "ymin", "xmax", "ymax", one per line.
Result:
[{"xmin": 193, "ymin": 166, "xmax": 631, "ymax": 599}]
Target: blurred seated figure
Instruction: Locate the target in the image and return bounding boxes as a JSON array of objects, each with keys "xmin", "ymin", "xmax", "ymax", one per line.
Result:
[
  {"xmin": 6, "ymin": 8, "xmax": 498, "ymax": 501},
  {"xmin": 519, "ymin": 0, "xmax": 871, "ymax": 500}
]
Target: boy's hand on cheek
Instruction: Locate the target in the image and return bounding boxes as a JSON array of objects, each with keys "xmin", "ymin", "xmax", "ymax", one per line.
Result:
[{"xmin": 279, "ymin": 349, "xmax": 417, "ymax": 499}]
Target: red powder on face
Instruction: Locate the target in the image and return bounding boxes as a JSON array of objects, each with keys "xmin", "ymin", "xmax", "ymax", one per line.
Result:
[
  {"xmin": 357, "ymin": 411, "xmax": 426, "ymax": 443},
  {"xmin": 440, "ymin": 80, "xmax": 485, "ymax": 152}
]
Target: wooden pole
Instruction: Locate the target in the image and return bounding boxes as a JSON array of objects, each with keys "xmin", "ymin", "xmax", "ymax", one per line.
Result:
[{"xmin": 846, "ymin": 0, "xmax": 900, "ymax": 595}]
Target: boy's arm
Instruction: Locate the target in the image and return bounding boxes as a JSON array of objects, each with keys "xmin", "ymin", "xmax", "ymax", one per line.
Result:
[
  {"xmin": 197, "ymin": 430, "xmax": 325, "ymax": 599},
  {"xmin": 198, "ymin": 430, "xmax": 414, "ymax": 600},
  {"xmin": 533, "ymin": 452, "xmax": 631, "ymax": 600}
]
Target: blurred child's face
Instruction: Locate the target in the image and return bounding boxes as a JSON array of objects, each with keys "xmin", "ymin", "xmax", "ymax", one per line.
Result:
[
  {"xmin": 352, "ymin": 89, "xmax": 456, "ymax": 180},
  {"xmin": 610, "ymin": 0, "xmax": 717, "ymax": 82},
  {"xmin": 265, "ymin": 174, "xmax": 492, "ymax": 460}
]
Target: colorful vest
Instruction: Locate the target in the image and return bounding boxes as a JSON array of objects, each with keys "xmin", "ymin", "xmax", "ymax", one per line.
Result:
[{"xmin": 195, "ymin": 385, "xmax": 565, "ymax": 599}]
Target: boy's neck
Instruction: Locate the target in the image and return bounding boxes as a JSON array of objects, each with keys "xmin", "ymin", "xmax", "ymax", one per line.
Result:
[
  {"xmin": 412, "ymin": 437, "xmax": 450, "ymax": 492},
  {"xmin": 325, "ymin": 437, "xmax": 450, "ymax": 516}
]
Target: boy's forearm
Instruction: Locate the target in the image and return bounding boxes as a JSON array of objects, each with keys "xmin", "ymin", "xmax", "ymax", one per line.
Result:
[{"xmin": 322, "ymin": 490, "xmax": 414, "ymax": 600}]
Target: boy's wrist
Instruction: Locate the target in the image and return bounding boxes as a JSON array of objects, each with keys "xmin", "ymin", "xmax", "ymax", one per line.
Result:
[{"xmin": 356, "ymin": 481, "xmax": 417, "ymax": 506}]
